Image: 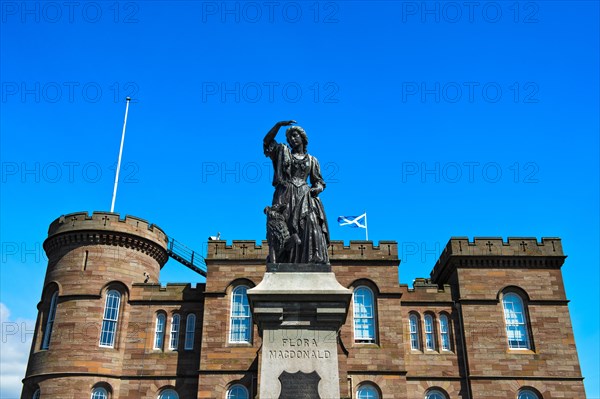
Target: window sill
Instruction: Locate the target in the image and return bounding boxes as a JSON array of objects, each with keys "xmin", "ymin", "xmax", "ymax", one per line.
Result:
[
  {"xmin": 228, "ymin": 342, "xmax": 253, "ymax": 347},
  {"xmin": 352, "ymin": 342, "xmax": 379, "ymax": 348},
  {"xmin": 507, "ymin": 348, "xmax": 535, "ymax": 354}
]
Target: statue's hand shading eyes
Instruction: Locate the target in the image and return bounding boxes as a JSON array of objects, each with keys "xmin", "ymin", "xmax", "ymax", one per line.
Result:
[{"xmin": 278, "ymin": 120, "xmax": 296, "ymax": 127}]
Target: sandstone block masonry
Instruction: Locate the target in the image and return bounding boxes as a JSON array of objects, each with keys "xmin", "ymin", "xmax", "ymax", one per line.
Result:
[{"xmin": 21, "ymin": 212, "xmax": 586, "ymax": 399}]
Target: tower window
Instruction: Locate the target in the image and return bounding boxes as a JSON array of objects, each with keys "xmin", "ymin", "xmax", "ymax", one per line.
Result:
[
  {"xmin": 99, "ymin": 290, "xmax": 121, "ymax": 348},
  {"xmin": 41, "ymin": 291, "xmax": 58, "ymax": 350},
  {"xmin": 353, "ymin": 286, "xmax": 376, "ymax": 343},
  {"xmin": 229, "ymin": 286, "xmax": 252, "ymax": 343},
  {"xmin": 502, "ymin": 292, "xmax": 531, "ymax": 349}
]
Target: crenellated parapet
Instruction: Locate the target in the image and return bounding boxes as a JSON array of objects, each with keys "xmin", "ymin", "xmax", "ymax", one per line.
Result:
[
  {"xmin": 400, "ymin": 279, "xmax": 453, "ymax": 303},
  {"xmin": 206, "ymin": 240, "xmax": 398, "ymax": 262},
  {"xmin": 44, "ymin": 211, "xmax": 168, "ymax": 266},
  {"xmin": 431, "ymin": 237, "xmax": 566, "ymax": 284},
  {"xmin": 130, "ymin": 282, "xmax": 205, "ymax": 302}
]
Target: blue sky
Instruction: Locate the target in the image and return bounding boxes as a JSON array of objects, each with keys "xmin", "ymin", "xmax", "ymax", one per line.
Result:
[{"xmin": 1, "ymin": 1, "xmax": 598, "ymax": 397}]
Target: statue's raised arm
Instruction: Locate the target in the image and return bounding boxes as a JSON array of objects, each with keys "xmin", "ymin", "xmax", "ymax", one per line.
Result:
[
  {"xmin": 263, "ymin": 120, "xmax": 296, "ymax": 147},
  {"xmin": 263, "ymin": 120, "xmax": 330, "ymax": 265}
]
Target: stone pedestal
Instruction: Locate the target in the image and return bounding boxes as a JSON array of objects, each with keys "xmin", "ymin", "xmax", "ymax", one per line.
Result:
[{"xmin": 247, "ymin": 263, "xmax": 351, "ymax": 399}]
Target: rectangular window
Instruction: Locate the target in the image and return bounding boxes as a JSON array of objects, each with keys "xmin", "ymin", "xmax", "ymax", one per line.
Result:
[
  {"xmin": 229, "ymin": 286, "xmax": 252, "ymax": 343},
  {"xmin": 184, "ymin": 314, "xmax": 195, "ymax": 350},
  {"xmin": 154, "ymin": 314, "xmax": 166, "ymax": 349},
  {"xmin": 409, "ymin": 314, "xmax": 420, "ymax": 350},
  {"xmin": 169, "ymin": 314, "xmax": 180, "ymax": 350},
  {"xmin": 439, "ymin": 315, "xmax": 450, "ymax": 351},
  {"xmin": 353, "ymin": 287, "xmax": 375, "ymax": 342},
  {"xmin": 100, "ymin": 290, "xmax": 120, "ymax": 347},
  {"xmin": 41, "ymin": 292, "xmax": 58, "ymax": 350},
  {"xmin": 424, "ymin": 315, "xmax": 435, "ymax": 350}
]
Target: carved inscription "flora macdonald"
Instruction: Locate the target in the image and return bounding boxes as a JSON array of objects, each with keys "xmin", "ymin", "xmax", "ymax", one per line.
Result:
[{"xmin": 269, "ymin": 338, "xmax": 331, "ymax": 359}]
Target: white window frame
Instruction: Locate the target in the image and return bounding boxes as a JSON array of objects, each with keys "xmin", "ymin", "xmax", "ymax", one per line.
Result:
[
  {"xmin": 91, "ymin": 387, "xmax": 108, "ymax": 399},
  {"xmin": 41, "ymin": 291, "xmax": 58, "ymax": 350},
  {"xmin": 154, "ymin": 313, "xmax": 166, "ymax": 350},
  {"xmin": 439, "ymin": 314, "xmax": 451, "ymax": 351},
  {"xmin": 229, "ymin": 286, "xmax": 252, "ymax": 343},
  {"xmin": 424, "ymin": 314, "xmax": 435, "ymax": 351},
  {"xmin": 518, "ymin": 389, "xmax": 540, "ymax": 399},
  {"xmin": 426, "ymin": 389, "xmax": 447, "ymax": 399},
  {"xmin": 184, "ymin": 314, "xmax": 196, "ymax": 350},
  {"xmin": 158, "ymin": 389, "xmax": 179, "ymax": 399},
  {"xmin": 356, "ymin": 384, "xmax": 380, "ymax": 399},
  {"xmin": 502, "ymin": 292, "xmax": 531, "ymax": 350},
  {"xmin": 32, "ymin": 389, "xmax": 40, "ymax": 399},
  {"xmin": 409, "ymin": 313, "xmax": 420, "ymax": 350},
  {"xmin": 169, "ymin": 314, "xmax": 180, "ymax": 350},
  {"xmin": 99, "ymin": 290, "xmax": 121, "ymax": 348},
  {"xmin": 226, "ymin": 384, "xmax": 249, "ymax": 399},
  {"xmin": 353, "ymin": 286, "xmax": 376, "ymax": 343}
]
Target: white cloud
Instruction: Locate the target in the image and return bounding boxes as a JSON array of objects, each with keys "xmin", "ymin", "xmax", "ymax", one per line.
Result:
[{"xmin": 1, "ymin": 303, "xmax": 35, "ymax": 399}]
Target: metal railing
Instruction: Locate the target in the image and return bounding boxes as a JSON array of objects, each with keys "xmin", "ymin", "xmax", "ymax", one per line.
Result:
[{"xmin": 167, "ymin": 238, "xmax": 207, "ymax": 277}]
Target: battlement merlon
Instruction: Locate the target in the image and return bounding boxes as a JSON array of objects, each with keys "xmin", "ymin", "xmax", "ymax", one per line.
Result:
[
  {"xmin": 205, "ymin": 240, "xmax": 398, "ymax": 262},
  {"xmin": 44, "ymin": 211, "xmax": 169, "ymax": 266},
  {"xmin": 430, "ymin": 237, "xmax": 566, "ymax": 284}
]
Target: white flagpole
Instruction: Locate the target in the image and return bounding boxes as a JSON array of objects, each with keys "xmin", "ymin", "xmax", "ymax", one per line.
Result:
[
  {"xmin": 364, "ymin": 212, "xmax": 368, "ymax": 241},
  {"xmin": 110, "ymin": 97, "xmax": 131, "ymax": 213}
]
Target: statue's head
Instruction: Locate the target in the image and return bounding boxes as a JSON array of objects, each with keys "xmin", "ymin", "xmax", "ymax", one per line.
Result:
[{"xmin": 286, "ymin": 126, "xmax": 308, "ymax": 152}]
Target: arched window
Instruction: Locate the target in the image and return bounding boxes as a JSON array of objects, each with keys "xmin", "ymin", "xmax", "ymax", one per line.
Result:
[
  {"xmin": 154, "ymin": 313, "xmax": 166, "ymax": 350},
  {"xmin": 518, "ymin": 389, "xmax": 541, "ymax": 399},
  {"xmin": 100, "ymin": 290, "xmax": 121, "ymax": 347},
  {"xmin": 184, "ymin": 314, "xmax": 196, "ymax": 350},
  {"xmin": 502, "ymin": 292, "xmax": 531, "ymax": 349},
  {"xmin": 229, "ymin": 286, "xmax": 252, "ymax": 343},
  {"xmin": 439, "ymin": 314, "xmax": 451, "ymax": 351},
  {"xmin": 32, "ymin": 389, "xmax": 40, "ymax": 399},
  {"xmin": 357, "ymin": 384, "xmax": 380, "ymax": 399},
  {"xmin": 226, "ymin": 384, "xmax": 249, "ymax": 399},
  {"xmin": 41, "ymin": 291, "xmax": 58, "ymax": 349},
  {"xmin": 353, "ymin": 286, "xmax": 376, "ymax": 343},
  {"xmin": 158, "ymin": 389, "xmax": 178, "ymax": 399},
  {"xmin": 426, "ymin": 389, "xmax": 448, "ymax": 399},
  {"xmin": 169, "ymin": 314, "xmax": 180, "ymax": 350},
  {"xmin": 424, "ymin": 314, "xmax": 435, "ymax": 350},
  {"xmin": 409, "ymin": 313, "xmax": 420, "ymax": 350},
  {"xmin": 91, "ymin": 387, "xmax": 108, "ymax": 399}
]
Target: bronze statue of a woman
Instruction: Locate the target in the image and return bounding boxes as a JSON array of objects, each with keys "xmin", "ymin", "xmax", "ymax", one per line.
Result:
[{"xmin": 263, "ymin": 120, "xmax": 330, "ymax": 264}]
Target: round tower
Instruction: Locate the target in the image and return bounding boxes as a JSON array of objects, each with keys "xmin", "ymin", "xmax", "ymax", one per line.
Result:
[{"xmin": 22, "ymin": 211, "xmax": 168, "ymax": 398}]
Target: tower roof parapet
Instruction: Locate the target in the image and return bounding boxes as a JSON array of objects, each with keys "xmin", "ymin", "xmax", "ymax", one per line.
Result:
[
  {"xmin": 44, "ymin": 211, "xmax": 169, "ymax": 265},
  {"xmin": 430, "ymin": 237, "xmax": 565, "ymax": 284}
]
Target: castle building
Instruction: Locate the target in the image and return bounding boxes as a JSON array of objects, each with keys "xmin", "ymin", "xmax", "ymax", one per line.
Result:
[{"xmin": 21, "ymin": 211, "xmax": 586, "ymax": 398}]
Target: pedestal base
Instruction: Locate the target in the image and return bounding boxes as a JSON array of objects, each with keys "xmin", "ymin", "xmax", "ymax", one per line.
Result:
[{"xmin": 247, "ymin": 263, "xmax": 351, "ymax": 399}]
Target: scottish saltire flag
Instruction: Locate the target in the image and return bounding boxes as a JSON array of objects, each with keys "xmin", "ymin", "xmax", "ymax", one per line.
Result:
[{"xmin": 337, "ymin": 213, "xmax": 367, "ymax": 229}]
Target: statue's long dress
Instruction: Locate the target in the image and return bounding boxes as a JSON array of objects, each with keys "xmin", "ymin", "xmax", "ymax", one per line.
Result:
[{"xmin": 264, "ymin": 140, "xmax": 330, "ymax": 264}]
